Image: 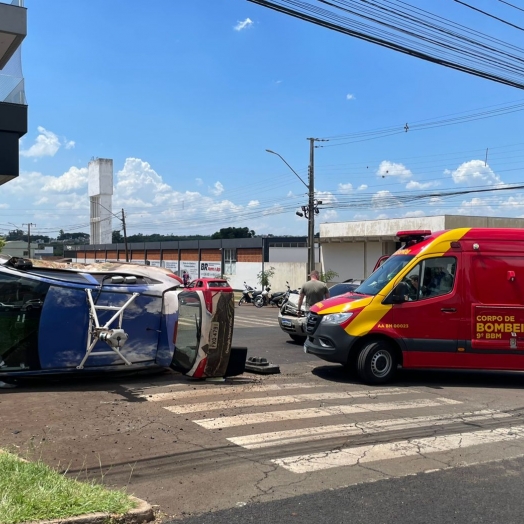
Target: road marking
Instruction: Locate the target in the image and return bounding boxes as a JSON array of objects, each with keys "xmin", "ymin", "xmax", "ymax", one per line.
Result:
[
  {"xmin": 228, "ymin": 410, "xmax": 510, "ymax": 449},
  {"xmin": 273, "ymin": 424, "xmax": 524, "ymax": 474},
  {"xmin": 164, "ymin": 388, "xmax": 419, "ymax": 414},
  {"xmin": 234, "ymin": 316, "xmax": 278, "ymax": 326},
  {"xmin": 194, "ymin": 397, "xmax": 460, "ymax": 429},
  {"xmin": 140, "ymin": 382, "xmax": 323, "ymax": 401}
]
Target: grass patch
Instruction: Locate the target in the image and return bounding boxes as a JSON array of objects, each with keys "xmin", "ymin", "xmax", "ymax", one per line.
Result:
[{"xmin": 0, "ymin": 451, "xmax": 136, "ymax": 524}]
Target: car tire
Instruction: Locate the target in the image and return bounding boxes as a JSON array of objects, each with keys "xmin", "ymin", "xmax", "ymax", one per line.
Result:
[
  {"xmin": 357, "ymin": 340, "xmax": 397, "ymax": 385},
  {"xmin": 289, "ymin": 334, "xmax": 306, "ymax": 344}
]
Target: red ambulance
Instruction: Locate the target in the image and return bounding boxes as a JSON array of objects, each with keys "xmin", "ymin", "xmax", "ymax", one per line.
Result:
[{"xmin": 304, "ymin": 228, "xmax": 524, "ymax": 384}]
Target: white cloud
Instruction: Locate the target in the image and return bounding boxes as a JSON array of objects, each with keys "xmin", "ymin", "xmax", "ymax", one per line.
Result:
[
  {"xmin": 42, "ymin": 166, "xmax": 88, "ymax": 192},
  {"xmin": 65, "ymin": 140, "xmax": 76, "ymax": 150},
  {"xmin": 20, "ymin": 127, "xmax": 62, "ymax": 158},
  {"xmin": 457, "ymin": 197, "xmax": 496, "ymax": 215},
  {"xmin": 346, "ymin": 94, "xmax": 355, "ymax": 100},
  {"xmin": 358, "ymin": 184, "xmax": 368, "ymax": 190},
  {"xmin": 405, "ymin": 180, "xmax": 439, "ymax": 190},
  {"xmin": 247, "ymin": 200, "xmax": 259, "ymax": 208},
  {"xmin": 376, "ymin": 161, "xmax": 412, "ymax": 180},
  {"xmin": 209, "ymin": 181, "xmax": 224, "ymax": 196},
  {"xmin": 195, "ymin": 178, "xmax": 203, "ymax": 186},
  {"xmin": 338, "ymin": 182, "xmax": 353, "ymax": 193},
  {"xmin": 447, "ymin": 160, "xmax": 503, "ymax": 186},
  {"xmin": 353, "ymin": 213, "xmax": 369, "ymax": 220},
  {"xmin": 316, "ymin": 190, "xmax": 337, "ymax": 205},
  {"xmin": 234, "ymin": 18, "xmax": 253, "ymax": 31},
  {"xmin": 0, "ymin": 203, "xmax": 9, "ymax": 209},
  {"xmin": 372, "ymin": 190, "xmax": 402, "ymax": 209},
  {"xmin": 323, "ymin": 210, "xmax": 338, "ymax": 220},
  {"xmin": 376, "ymin": 213, "xmax": 389, "ymax": 220},
  {"xmin": 403, "ymin": 210, "xmax": 426, "ymax": 218},
  {"xmin": 429, "ymin": 197, "xmax": 442, "ymax": 206},
  {"xmin": 500, "ymin": 194, "xmax": 524, "ymax": 211}
]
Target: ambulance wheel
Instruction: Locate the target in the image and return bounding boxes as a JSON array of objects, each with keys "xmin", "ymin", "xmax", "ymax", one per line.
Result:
[{"xmin": 357, "ymin": 340, "xmax": 397, "ymax": 385}]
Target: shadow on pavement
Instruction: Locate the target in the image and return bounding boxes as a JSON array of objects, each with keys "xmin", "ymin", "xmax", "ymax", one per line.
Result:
[{"xmin": 312, "ymin": 364, "xmax": 524, "ymax": 390}]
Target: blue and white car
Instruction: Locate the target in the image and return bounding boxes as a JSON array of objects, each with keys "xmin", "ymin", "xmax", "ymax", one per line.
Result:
[{"xmin": 0, "ymin": 255, "xmax": 239, "ymax": 380}]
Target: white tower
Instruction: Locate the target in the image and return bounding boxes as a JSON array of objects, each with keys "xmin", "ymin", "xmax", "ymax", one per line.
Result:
[{"xmin": 88, "ymin": 158, "xmax": 113, "ymax": 245}]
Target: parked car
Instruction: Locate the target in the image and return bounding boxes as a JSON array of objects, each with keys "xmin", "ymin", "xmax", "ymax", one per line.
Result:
[
  {"xmin": 278, "ymin": 281, "xmax": 361, "ymax": 343},
  {"xmin": 21, "ymin": 298, "xmax": 44, "ymax": 311},
  {"xmin": 181, "ymin": 278, "xmax": 233, "ymax": 306}
]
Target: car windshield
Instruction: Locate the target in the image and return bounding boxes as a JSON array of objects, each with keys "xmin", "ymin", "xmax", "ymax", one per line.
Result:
[{"xmin": 355, "ymin": 255, "xmax": 415, "ymax": 296}]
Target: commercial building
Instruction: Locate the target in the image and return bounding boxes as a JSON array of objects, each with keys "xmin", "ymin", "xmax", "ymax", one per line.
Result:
[
  {"xmin": 70, "ymin": 237, "xmax": 313, "ymax": 291},
  {"xmin": 0, "ymin": 0, "xmax": 27, "ymax": 185}
]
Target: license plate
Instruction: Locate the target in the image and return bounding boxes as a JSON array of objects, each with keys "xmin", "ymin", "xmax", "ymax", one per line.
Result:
[
  {"xmin": 281, "ymin": 319, "xmax": 292, "ymax": 327},
  {"xmin": 209, "ymin": 322, "xmax": 219, "ymax": 349}
]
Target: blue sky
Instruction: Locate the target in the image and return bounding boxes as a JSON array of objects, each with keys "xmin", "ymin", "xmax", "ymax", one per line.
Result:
[{"xmin": 1, "ymin": 0, "xmax": 524, "ymax": 239}]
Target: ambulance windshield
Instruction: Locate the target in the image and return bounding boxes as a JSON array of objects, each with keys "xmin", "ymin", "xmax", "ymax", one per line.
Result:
[{"xmin": 355, "ymin": 255, "xmax": 414, "ymax": 296}]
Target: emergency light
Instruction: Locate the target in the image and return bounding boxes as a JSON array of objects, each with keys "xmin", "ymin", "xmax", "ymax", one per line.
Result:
[{"xmin": 396, "ymin": 230, "xmax": 432, "ymax": 245}]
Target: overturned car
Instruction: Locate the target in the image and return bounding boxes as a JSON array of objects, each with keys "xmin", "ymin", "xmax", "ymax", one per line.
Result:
[{"xmin": 0, "ymin": 255, "xmax": 241, "ymax": 380}]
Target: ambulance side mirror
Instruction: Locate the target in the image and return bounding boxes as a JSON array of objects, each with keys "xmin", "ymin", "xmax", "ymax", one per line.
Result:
[{"xmin": 384, "ymin": 282, "xmax": 409, "ymax": 305}]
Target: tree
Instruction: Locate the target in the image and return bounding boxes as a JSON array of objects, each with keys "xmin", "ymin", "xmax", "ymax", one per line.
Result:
[
  {"xmin": 6, "ymin": 229, "xmax": 24, "ymax": 241},
  {"xmin": 112, "ymin": 230, "xmax": 124, "ymax": 243},
  {"xmin": 211, "ymin": 227, "xmax": 255, "ymax": 239},
  {"xmin": 257, "ymin": 266, "xmax": 275, "ymax": 288},
  {"xmin": 0, "ymin": 237, "xmax": 5, "ymax": 252},
  {"xmin": 319, "ymin": 269, "xmax": 339, "ymax": 283}
]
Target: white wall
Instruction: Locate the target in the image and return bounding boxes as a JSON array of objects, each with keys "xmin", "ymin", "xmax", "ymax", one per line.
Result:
[
  {"xmin": 268, "ymin": 246, "xmax": 318, "ymax": 263},
  {"xmin": 264, "ymin": 262, "xmax": 307, "ymax": 291},
  {"xmin": 224, "ymin": 262, "xmax": 262, "ymax": 291}
]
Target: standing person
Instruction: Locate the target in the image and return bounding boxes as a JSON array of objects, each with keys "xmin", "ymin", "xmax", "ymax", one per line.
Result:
[
  {"xmin": 297, "ymin": 270, "xmax": 330, "ymax": 316},
  {"xmin": 182, "ymin": 271, "xmax": 190, "ymax": 287}
]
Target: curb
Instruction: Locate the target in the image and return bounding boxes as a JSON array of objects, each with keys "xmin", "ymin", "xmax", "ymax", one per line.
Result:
[{"xmin": 22, "ymin": 496, "xmax": 155, "ymax": 524}]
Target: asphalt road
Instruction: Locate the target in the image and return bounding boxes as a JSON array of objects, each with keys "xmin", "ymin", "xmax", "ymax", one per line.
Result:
[{"xmin": 3, "ymin": 303, "xmax": 524, "ymax": 522}]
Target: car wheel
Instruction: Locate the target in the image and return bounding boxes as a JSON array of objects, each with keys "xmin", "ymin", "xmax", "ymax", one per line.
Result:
[
  {"xmin": 357, "ymin": 340, "xmax": 397, "ymax": 385},
  {"xmin": 289, "ymin": 334, "xmax": 306, "ymax": 344}
]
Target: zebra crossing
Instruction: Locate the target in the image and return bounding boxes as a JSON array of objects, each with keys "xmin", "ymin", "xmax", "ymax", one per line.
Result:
[{"xmin": 124, "ymin": 379, "xmax": 524, "ymax": 479}]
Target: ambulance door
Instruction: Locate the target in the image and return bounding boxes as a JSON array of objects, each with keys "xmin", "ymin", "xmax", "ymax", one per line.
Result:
[{"xmin": 386, "ymin": 255, "xmax": 462, "ymax": 368}]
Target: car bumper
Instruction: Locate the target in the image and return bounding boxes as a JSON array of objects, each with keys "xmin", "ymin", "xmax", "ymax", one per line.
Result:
[
  {"xmin": 278, "ymin": 314, "xmax": 306, "ymax": 336},
  {"xmin": 304, "ymin": 323, "xmax": 357, "ymax": 364}
]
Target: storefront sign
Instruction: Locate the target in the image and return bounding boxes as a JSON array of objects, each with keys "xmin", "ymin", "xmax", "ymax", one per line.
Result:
[
  {"xmin": 180, "ymin": 260, "xmax": 199, "ymax": 280},
  {"xmin": 200, "ymin": 261, "xmax": 222, "ymax": 278}
]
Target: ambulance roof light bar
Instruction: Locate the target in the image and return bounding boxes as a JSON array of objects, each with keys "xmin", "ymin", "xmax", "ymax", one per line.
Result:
[{"xmin": 396, "ymin": 230, "xmax": 432, "ymax": 246}]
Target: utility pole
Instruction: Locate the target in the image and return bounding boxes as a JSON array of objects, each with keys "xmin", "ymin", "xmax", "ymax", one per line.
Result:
[
  {"xmin": 306, "ymin": 138, "xmax": 328, "ymax": 275},
  {"xmin": 121, "ymin": 209, "xmax": 129, "ymax": 262},
  {"xmin": 22, "ymin": 222, "xmax": 36, "ymax": 258},
  {"xmin": 307, "ymin": 139, "xmax": 315, "ymax": 275}
]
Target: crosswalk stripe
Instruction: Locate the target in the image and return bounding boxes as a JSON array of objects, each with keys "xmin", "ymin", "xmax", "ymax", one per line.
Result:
[
  {"xmin": 273, "ymin": 424, "xmax": 524, "ymax": 474},
  {"xmin": 234, "ymin": 318, "xmax": 278, "ymax": 326},
  {"xmin": 164, "ymin": 388, "xmax": 419, "ymax": 414},
  {"xmin": 194, "ymin": 397, "xmax": 460, "ymax": 429},
  {"xmin": 139, "ymin": 382, "xmax": 326, "ymax": 401},
  {"xmin": 227, "ymin": 409, "xmax": 510, "ymax": 449}
]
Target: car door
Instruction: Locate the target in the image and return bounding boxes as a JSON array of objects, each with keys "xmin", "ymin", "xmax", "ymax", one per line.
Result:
[{"xmin": 386, "ymin": 255, "xmax": 462, "ymax": 368}]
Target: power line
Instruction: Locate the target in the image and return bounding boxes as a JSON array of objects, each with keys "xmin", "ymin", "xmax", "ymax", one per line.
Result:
[
  {"xmin": 248, "ymin": 0, "xmax": 524, "ymax": 89},
  {"xmin": 454, "ymin": 0, "xmax": 524, "ymax": 31}
]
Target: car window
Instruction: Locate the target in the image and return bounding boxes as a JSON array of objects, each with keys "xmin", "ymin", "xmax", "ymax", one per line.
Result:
[
  {"xmin": 356, "ymin": 255, "xmax": 415, "ymax": 296},
  {"xmin": 208, "ymin": 281, "xmax": 229, "ymax": 288},
  {"xmin": 399, "ymin": 257, "xmax": 456, "ymax": 301}
]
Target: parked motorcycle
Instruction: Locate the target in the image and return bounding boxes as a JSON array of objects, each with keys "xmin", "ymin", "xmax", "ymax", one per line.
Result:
[
  {"xmin": 255, "ymin": 283, "xmax": 292, "ymax": 308},
  {"xmin": 238, "ymin": 282, "xmax": 257, "ymax": 306}
]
